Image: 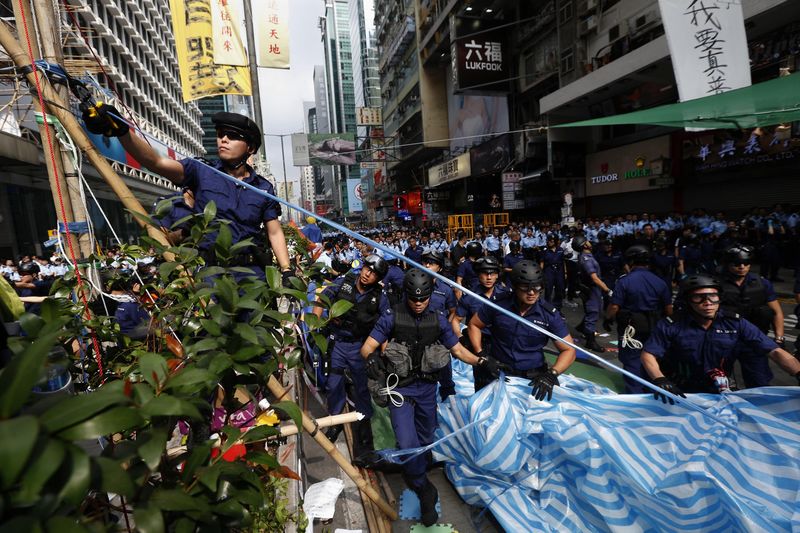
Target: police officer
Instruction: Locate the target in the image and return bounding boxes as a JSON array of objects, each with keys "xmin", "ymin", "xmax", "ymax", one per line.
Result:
[
  {"xmin": 311, "ymin": 254, "xmax": 389, "ymax": 455},
  {"xmin": 382, "ymin": 253, "xmax": 406, "ymax": 305},
  {"xmin": 153, "ymin": 187, "xmax": 195, "ymax": 245},
  {"xmin": 540, "ymin": 234, "xmax": 567, "ymax": 310},
  {"xmin": 502, "ymin": 240, "xmax": 524, "ymax": 288},
  {"xmin": 596, "ymin": 236, "xmax": 625, "ymax": 308},
  {"xmin": 422, "ymin": 251, "xmax": 459, "ymax": 400},
  {"xmin": 605, "ymin": 245, "xmax": 672, "ymax": 393},
  {"xmin": 485, "ymin": 228, "xmax": 503, "ymax": 260},
  {"xmin": 467, "ymin": 260, "xmax": 577, "ymax": 397},
  {"xmin": 641, "ymin": 275, "xmax": 800, "ymax": 401},
  {"xmin": 573, "ymin": 235, "xmax": 611, "ymax": 352},
  {"xmin": 718, "ymin": 245, "xmax": 784, "ymax": 388},
  {"xmin": 84, "ymin": 106, "xmax": 292, "ymax": 282},
  {"xmin": 651, "ymin": 237, "xmax": 678, "ymax": 288},
  {"xmin": 455, "ymin": 241, "xmax": 483, "ymax": 299},
  {"xmin": 360, "ymin": 269, "xmax": 486, "ymax": 526}
]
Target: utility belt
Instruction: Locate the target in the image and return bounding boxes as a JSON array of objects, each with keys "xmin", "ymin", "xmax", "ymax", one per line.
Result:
[
  {"xmin": 500, "ymin": 360, "xmax": 547, "ymax": 379},
  {"xmin": 203, "ymin": 249, "xmax": 272, "ymax": 268},
  {"xmin": 616, "ymin": 309, "xmax": 661, "ymax": 341}
]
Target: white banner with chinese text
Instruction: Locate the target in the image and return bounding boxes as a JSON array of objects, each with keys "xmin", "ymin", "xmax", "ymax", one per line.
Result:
[
  {"xmin": 253, "ymin": 0, "xmax": 291, "ymax": 69},
  {"xmin": 211, "ymin": 0, "xmax": 247, "ymax": 66},
  {"xmin": 658, "ymin": 0, "xmax": 751, "ymax": 102}
]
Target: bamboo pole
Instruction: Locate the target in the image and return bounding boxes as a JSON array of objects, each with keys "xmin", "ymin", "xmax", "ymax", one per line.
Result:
[
  {"xmin": 266, "ymin": 375, "xmax": 398, "ymax": 521},
  {"xmin": 0, "ymin": 23, "xmax": 171, "ymax": 249}
]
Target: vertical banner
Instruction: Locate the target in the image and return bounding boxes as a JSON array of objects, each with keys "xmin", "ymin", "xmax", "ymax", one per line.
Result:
[
  {"xmin": 211, "ymin": 0, "xmax": 247, "ymax": 66},
  {"xmin": 658, "ymin": 0, "xmax": 751, "ymax": 102},
  {"xmin": 170, "ymin": 0, "xmax": 252, "ymax": 101},
  {"xmin": 291, "ymin": 133, "xmax": 310, "ymax": 166},
  {"xmin": 347, "ymin": 178, "xmax": 364, "ymax": 213},
  {"xmin": 253, "ymin": 0, "xmax": 291, "ymax": 69},
  {"xmin": 501, "ymin": 171, "xmax": 523, "ymax": 210}
]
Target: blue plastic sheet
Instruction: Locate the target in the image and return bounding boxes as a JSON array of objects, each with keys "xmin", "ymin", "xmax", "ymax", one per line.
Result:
[{"xmin": 434, "ymin": 368, "xmax": 800, "ymax": 532}]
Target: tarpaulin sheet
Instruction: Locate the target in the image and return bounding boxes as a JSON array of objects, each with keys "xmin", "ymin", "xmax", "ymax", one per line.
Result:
[{"xmin": 435, "ymin": 366, "xmax": 800, "ymax": 532}]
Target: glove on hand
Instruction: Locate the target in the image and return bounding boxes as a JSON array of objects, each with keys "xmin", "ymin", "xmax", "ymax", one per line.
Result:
[
  {"xmin": 281, "ymin": 269, "xmax": 295, "ymax": 289},
  {"xmin": 365, "ymin": 352, "xmax": 386, "ymax": 381},
  {"xmin": 652, "ymin": 377, "xmax": 686, "ymax": 405},
  {"xmin": 477, "ymin": 355, "xmax": 504, "ymax": 378},
  {"xmin": 82, "ymin": 103, "xmax": 129, "ymax": 137},
  {"xmin": 529, "ymin": 370, "xmax": 559, "ymax": 401}
]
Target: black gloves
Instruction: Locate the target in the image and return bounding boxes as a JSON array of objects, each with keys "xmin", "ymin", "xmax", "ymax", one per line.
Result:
[
  {"xmin": 477, "ymin": 355, "xmax": 504, "ymax": 378},
  {"xmin": 365, "ymin": 352, "xmax": 386, "ymax": 381},
  {"xmin": 602, "ymin": 318, "xmax": 614, "ymax": 332},
  {"xmin": 652, "ymin": 377, "xmax": 686, "ymax": 404},
  {"xmin": 82, "ymin": 103, "xmax": 129, "ymax": 137},
  {"xmin": 529, "ymin": 369, "xmax": 559, "ymax": 401},
  {"xmin": 281, "ymin": 269, "xmax": 295, "ymax": 289}
]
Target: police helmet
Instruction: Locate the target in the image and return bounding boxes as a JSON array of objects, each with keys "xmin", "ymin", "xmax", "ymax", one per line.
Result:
[
  {"xmin": 422, "ymin": 250, "xmax": 444, "ymax": 266},
  {"xmin": 211, "ymin": 112, "xmax": 262, "ymax": 152},
  {"xmin": 680, "ymin": 274, "xmax": 721, "ymax": 296},
  {"xmin": 509, "ymin": 241, "xmax": 521, "ymax": 254},
  {"xmin": 624, "ymin": 244, "xmax": 652, "ymax": 265},
  {"xmin": 546, "ymin": 232, "xmax": 559, "ymax": 243},
  {"xmin": 465, "ymin": 241, "xmax": 483, "ymax": 258},
  {"xmin": 510, "ymin": 260, "xmax": 543, "ymax": 286},
  {"xmin": 404, "ymin": 268, "xmax": 433, "ymax": 299},
  {"xmin": 362, "ymin": 254, "xmax": 388, "ymax": 280},
  {"xmin": 18, "ymin": 262, "xmax": 40, "ymax": 275},
  {"xmin": 723, "ymin": 244, "xmax": 754, "ymax": 265},
  {"xmin": 473, "ymin": 256, "xmax": 501, "ymax": 274},
  {"xmin": 571, "ymin": 235, "xmax": 589, "ymax": 252},
  {"xmin": 597, "ymin": 229, "xmax": 609, "ymax": 242}
]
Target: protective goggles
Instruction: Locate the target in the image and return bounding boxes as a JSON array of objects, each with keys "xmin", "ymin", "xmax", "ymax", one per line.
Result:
[
  {"xmin": 515, "ymin": 284, "xmax": 543, "ymax": 294},
  {"xmin": 688, "ymin": 293, "xmax": 721, "ymax": 303},
  {"xmin": 407, "ymin": 294, "xmax": 431, "ymax": 303},
  {"xmin": 216, "ymin": 128, "xmax": 248, "ymax": 142}
]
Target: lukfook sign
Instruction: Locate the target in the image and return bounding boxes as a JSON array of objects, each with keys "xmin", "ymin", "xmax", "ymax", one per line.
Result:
[{"xmin": 450, "ymin": 17, "xmax": 510, "ymax": 92}]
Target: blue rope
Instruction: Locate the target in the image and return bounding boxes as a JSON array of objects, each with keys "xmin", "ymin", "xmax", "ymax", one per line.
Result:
[{"xmin": 376, "ymin": 414, "xmax": 491, "ymax": 465}]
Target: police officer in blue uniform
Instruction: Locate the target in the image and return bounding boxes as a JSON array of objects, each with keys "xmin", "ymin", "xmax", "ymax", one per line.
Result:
[
  {"xmin": 651, "ymin": 237, "xmax": 678, "ymax": 288},
  {"xmin": 596, "ymin": 236, "xmax": 625, "ymax": 308},
  {"xmin": 422, "ymin": 251, "xmax": 459, "ymax": 400},
  {"xmin": 641, "ymin": 275, "xmax": 800, "ymax": 402},
  {"xmin": 360, "ymin": 269, "xmax": 485, "ymax": 526},
  {"xmin": 540, "ymin": 233, "xmax": 567, "ymax": 310},
  {"xmin": 455, "ymin": 241, "xmax": 483, "ymax": 299},
  {"xmin": 574, "ymin": 235, "xmax": 611, "ymax": 352},
  {"xmin": 382, "ymin": 253, "xmax": 406, "ymax": 305},
  {"xmin": 467, "ymin": 260, "xmax": 577, "ymax": 398},
  {"xmin": 153, "ymin": 188, "xmax": 195, "ymax": 245},
  {"xmin": 502, "ymin": 240, "xmax": 524, "ymax": 287},
  {"xmin": 718, "ymin": 245, "xmax": 785, "ymax": 388},
  {"xmin": 311, "ymin": 254, "xmax": 389, "ymax": 455},
  {"xmin": 605, "ymin": 245, "xmax": 672, "ymax": 393},
  {"xmin": 84, "ymin": 106, "xmax": 293, "ymax": 282},
  {"xmin": 453, "ymin": 257, "xmax": 509, "ymax": 391}
]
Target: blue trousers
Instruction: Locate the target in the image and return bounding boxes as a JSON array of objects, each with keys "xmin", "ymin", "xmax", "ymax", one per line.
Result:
[
  {"xmin": 544, "ymin": 268, "xmax": 565, "ymax": 308},
  {"xmin": 327, "ymin": 340, "xmax": 373, "ymax": 418},
  {"xmin": 618, "ymin": 346, "xmax": 645, "ymax": 394},
  {"xmin": 388, "ymin": 381, "xmax": 438, "ymax": 490},
  {"xmin": 583, "ymin": 286, "xmax": 603, "ymax": 333}
]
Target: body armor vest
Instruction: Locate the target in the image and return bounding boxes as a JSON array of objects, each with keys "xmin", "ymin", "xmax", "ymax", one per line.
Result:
[
  {"xmin": 332, "ymin": 272, "xmax": 381, "ymax": 339},
  {"xmin": 720, "ymin": 275, "xmax": 771, "ymax": 332}
]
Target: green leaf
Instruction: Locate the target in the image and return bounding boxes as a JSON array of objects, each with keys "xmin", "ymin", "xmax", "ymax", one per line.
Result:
[
  {"xmin": 16, "ymin": 439, "xmax": 65, "ymax": 504},
  {"xmin": 40, "ymin": 383, "xmax": 128, "ymax": 433},
  {"xmin": 0, "ymin": 329, "xmax": 61, "ymax": 418},
  {"xmin": 234, "ymin": 323, "xmax": 259, "ymax": 345},
  {"xmin": 203, "ymin": 200, "xmax": 218, "ymax": 223},
  {"xmin": 151, "ymin": 488, "xmax": 204, "ymax": 511},
  {"xmin": 244, "ymin": 450, "xmax": 280, "ymax": 468},
  {"xmin": 133, "ymin": 506, "xmax": 164, "ymax": 533},
  {"xmin": 44, "ymin": 516, "xmax": 90, "ymax": 533},
  {"xmin": 57, "ymin": 407, "xmax": 144, "ymax": 440},
  {"xmin": 265, "ymin": 266, "xmax": 280, "ymax": 290},
  {"xmin": 59, "ymin": 444, "xmax": 91, "ymax": 505},
  {"xmin": 141, "ymin": 395, "xmax": 202, "ymax": 420},
  {"xmin": 154, "ymin": 197, "xmax": 174, "ymax": 218},
  {"xmin": 215, "ymin": 223, "xmax": 232, "ymax": 254},
  {"xmin": 172, "ymin": 518, "xmax": 196, "ymax": 533},
  {"xmin": 196, "ymin": 266, "xmax": 226, "ymax": 279},
  {"xmin": 181, "ymin": 443, "xmax": 211, "ymax": 484},
  {"xmin": 310, "ymin": 332, "xmax": 328, "ymax": 354},
  {"xmin": 128, "ymin": 208, "xmax": 160, "ymax": 228},
  {"xmin": 199, "ymin": 318, "xmax": 222, "ymax": 336},
  {"xmin": 3, "ymin": 516, "xmax": 42, "ymax": 533},
  {"xmin": 139, "ymin": 352, "xmax": 168, "ymax": 390},
  {"xmin": 329, "ymin": 300, "xmax": 353, "ymax": 319},
  {"xmin": 39, "ymin": 299, "xmax": 61, "ymax": 324},
  {"xmin": 164, "ymin": 368, "xmax": 217, "ymax": 393},
  {"xmin": 241, "ymin": 425, "xmax": 280, "ymax": 444},
  {"xmin": 264, "ymin": 310, "xmax": 292, "ymax": 323},
  {"xmin": 94, "ymin": 457, "xmax": 134, "ymax": 497},
  {"xmin": 138, "ymin": 427, "xmax": 168, "ymax": 470},
  {"xmin": 158, "ymin": 261, "xmax": 179, "ymax": 280},
  {"xmin": 0, "ymin": 416, "xmax": 39, "ymax": 489},
  {"xmin": 271, "ymin": 401, "xmax": 303, "ymax": 433},
  {"xmin": 303, "ymin": 313, "xmax": 322, "ymax": 330},
  {"xmin": 191, "ymin": 337, "xmax": 220, "ymax": 353}
]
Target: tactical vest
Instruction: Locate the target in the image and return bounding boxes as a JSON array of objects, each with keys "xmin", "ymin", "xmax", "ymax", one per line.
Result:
[
  {"xmin": 332, "ymin": 272, "xmax": 381, "ymax": 339},
  {"xmin": 719, "ymin": 276, "xmax": 771, "ymax": 331},
  {"xmin": 392, "ymin": 303, "xmax": 441, "ymax": 370}
]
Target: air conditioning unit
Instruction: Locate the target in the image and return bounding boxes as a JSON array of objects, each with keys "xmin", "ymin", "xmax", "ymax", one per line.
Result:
[{"xmin": 579, "ymin": 15, "xmax": 598, "ymax": 35}]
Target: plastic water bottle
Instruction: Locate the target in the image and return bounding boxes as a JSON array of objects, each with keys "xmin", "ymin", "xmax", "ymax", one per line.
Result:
[{"xmin": 32, "ymin": 346, "xmax": 74, "ymax": 396}]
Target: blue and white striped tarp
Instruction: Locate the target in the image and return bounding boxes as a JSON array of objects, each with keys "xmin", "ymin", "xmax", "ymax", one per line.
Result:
[{"xmin": 435, "ymin": 361, "xmax": 800, "ymax": 532}]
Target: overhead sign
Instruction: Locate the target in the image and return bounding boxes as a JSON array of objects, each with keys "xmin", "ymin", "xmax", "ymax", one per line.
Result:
[
  {"xmin": 585, "ymin": 136, "xmax": 672, "ymax": 197},
  {"xmin": 291, "ymin": 133, "xmax": 357, "ymax": 166},
  {"xmin": 501, "ymin": 171, "xmax": 524, "ymax": 210},
  {"xmin": 169, "ymin": 0, "xmax": 251, "ymax": 102},
  {"xmin": 450, "ymin": 17, "xmax": 510, "ymax": 92},
  {"xmin": 211, "ymin": 0, "xmax": 247, "ymax": 66},
  {"xmin": 356, "ymin": 107, "xmax": 383, "ymax": 126},
  {"xmin": 428, "ymin": 153, "xmax": 471, "ymax": 188},
  {"xmin": 347, "ymin": 178, "xmax": 364, "ymax": 213},
  {"xmin": 658, "ymin": 0, "xmax": 750, "ymax": 102},
  {"xmin": 682, "ymin": 127, "xmax": 800, "ymax": 174},
  {"xmin": 254, "ymin": 0, "xmax": 291, "ymax": 69},
  {"xmin": 424, "ymin": 189, "xmax": 450, "ymax": 202},
  {"xmin": 291, "ymin": 133, "xmax": 310, "ymax": 166}
]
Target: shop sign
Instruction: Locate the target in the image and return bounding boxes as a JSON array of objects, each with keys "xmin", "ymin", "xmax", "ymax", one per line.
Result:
[
  {"xmin": 428, "ymin": 153, "xmax": 471, "ymax": 187},
  {"xmin": 682, "ymin": 128, "xmax": 800, "ymax": 174},
  {"xmin": 585, "ymin": 136, "xmax": 671, "ymax": 197},
  {"xmin": 501, "ymin": 171, "xmax": 524, "ymax": 210},
  {"xmin": 424, "ymin": 189, "xmax": 450, "ymax": 202},
  {"xmin": 449, "ymin": 17, "xmax": 509, "ymax": 92}
]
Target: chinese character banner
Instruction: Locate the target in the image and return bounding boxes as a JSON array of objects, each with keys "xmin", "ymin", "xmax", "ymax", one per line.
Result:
[
  {"xmin": 211, "ymin": 0, "xmax": 248, "ymax": 66},
  {"xmin": 253, "ymin": 0, "xmax": 291, "ymax": 69},
  {"xmin": 170, "ymin": 0, "xmax": 252, "ymax": 101}
]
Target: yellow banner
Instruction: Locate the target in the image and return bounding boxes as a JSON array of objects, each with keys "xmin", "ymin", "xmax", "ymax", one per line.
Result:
[
  {"xmin": 211, "ymin": 0, "xmax": 247, "ymax": 66},
  {"xmin": 253, "ymin": 0, "xmax": 290, "ymax": 69},
  {"xmin": 170, "ymin": 0, "xmax": 251, "ymax": 102}
]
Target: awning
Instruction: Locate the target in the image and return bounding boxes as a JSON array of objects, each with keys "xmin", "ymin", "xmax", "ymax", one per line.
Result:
[{"xmin": 552, "ymin": 72, "xmax": 800, "ymax": 130}]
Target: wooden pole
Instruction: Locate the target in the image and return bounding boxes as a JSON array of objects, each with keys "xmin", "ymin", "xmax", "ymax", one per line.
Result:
[
  {"xmin": 0, "ymin": 23, "xmax": 171, "ymax": 249},
  {"xmin": 266, "ymin": 375, "xmax": 398, "ymax": 521}
]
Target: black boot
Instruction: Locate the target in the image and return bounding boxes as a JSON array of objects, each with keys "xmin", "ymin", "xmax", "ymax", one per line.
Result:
[
  {"xmin": 352, "ymin": 419, "xmax": 374, "ymax": 458},
  {"xmin": 418, "ymin": 480, "xmax": 439, "ymax": 527},
  {"xmin": 324, "ymin": 425, "xmax": 342, "ymax": 443},
  {"xmin": 585, "ymin": 334, "xmax": 605, "ymax": 353}
]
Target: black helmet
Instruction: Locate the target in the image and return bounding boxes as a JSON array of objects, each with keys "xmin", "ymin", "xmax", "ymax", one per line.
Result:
[
  {"xmin": 571, "ymin": 235, "xmax": 589, "ymax": 252},
  {"xmin": 546, "ymin": 232, "xmax": 558, "ymax": 242},
  {"xmin": 211, "ymin": 112, "xmax": 262, "ymax": 152},
  {"xmin": 509, "ymin": 241, "xmax": 521, "ymax": 253},
  {"xmin": 422, "ymin": 250, "xmax": 444, "ymax": 266},
  {"xmin": 510, "ymin": 260, "xmax": 543, "ymax": 286},
  {"xmin": 362, "ymin": 254, "xmax": 388, "ymax": 280},
  {"xmin": 624, "ymin": 244, "xmax": 652, "ymax": 265},
  {"xmin": 597, "ymin": 230, "xmax": 609, "ymax": 242},
  {"xmin": 404, "ymin": 268, "xmax": 433, "ymax": 299},
  {"xmin": 465, "ymin": 241, "xmax": 483, "ymax": 258},
  {"xmin": 723, "ymin": 244, "xmax": 754, "ymax": 265},
  {"xmin": 18, "ymin": 262, "xmax": 40, "ymax": 275},
  {"xmin": 680, "ymin": 274, "xmax": 721, "ymax": 296},
  {"xmin": 473, "ymin": 256, "xmax": 501, "ymax": 274}
]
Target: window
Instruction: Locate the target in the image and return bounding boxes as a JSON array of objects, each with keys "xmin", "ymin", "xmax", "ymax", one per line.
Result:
[
  {"xmin": 558, "ymin": 1, "xmax": 573, "ymax": 25},
  {"xmin": 560, "ymin": 47, "xmax": 574, "ymax": 73}
]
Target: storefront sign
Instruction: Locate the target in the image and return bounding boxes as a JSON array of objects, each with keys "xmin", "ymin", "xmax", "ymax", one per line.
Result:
[
  {"xmin": 585, "ymin": 136, "xmax": 671, "ymax": 197},
  {"xmin": 424, "ymin": 189, "xmax": 450, "ymax": 202},
  {"xmin": 682, "ymin": 127, "xmax": 800, "ymax": 174},
  {"xmin": 501, "ymin": 171, "xmax": 524, "ymax": 210},
  {"xmin": 428, "ymin": 153, "xmax": 471, "ymax": 187},
  {"xmin": 356, "ymin": 107, "xmax": 383, "ymax": 126},
  {"xmin": 450, "ymin": 17, "xmax": 509, "ymax": 92}
]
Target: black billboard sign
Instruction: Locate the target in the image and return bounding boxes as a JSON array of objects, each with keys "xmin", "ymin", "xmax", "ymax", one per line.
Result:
[{"xmin": 450, "ymin": 17, "xmax": 509, "ymax": 93}]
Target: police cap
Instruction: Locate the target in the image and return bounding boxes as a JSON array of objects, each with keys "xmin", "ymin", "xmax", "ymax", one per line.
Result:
[{"xmin": 212, "ymin": 112, "xmax": 262, "ymax": 152}]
